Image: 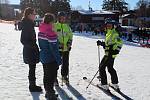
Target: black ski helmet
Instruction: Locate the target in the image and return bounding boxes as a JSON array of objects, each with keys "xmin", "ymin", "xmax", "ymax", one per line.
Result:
[{"xmin": 57, "ymin": 11, "xmax": 66, "ymax": 17}]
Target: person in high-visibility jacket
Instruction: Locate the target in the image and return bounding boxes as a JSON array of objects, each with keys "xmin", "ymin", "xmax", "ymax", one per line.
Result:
[
  {"xmin": 97, "ymin": 18, "xmax": 123, "ymax": 90},
  {"xmin": 54, "ymin": 11, "xmax": 73, "ymax": 84}
]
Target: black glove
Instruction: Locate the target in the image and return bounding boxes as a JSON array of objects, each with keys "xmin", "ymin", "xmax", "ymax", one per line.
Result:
[
  {"xmin": 97, "ymin": 40, "xmax": 102, "ymax": 46},
  {"xmin": 67, "ymin": 41, "xmax": 72, "ymax": 51},
  {"xmin": 97, "ymin": 40, "xmax": 105, "ymax": 49},
  {"xmin": 59, "ymin": 43, "xmax": 64, "ymax": 49}
]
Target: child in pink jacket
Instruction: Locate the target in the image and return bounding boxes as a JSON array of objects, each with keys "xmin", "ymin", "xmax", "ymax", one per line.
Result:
[{"xmin": 38, "ymin": 13, "xmax": 61, "ymax": 100}]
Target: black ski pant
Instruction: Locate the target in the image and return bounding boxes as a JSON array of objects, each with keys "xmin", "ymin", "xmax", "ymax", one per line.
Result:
[
  {"xmin": 60, "ymin": 51, "xmax": 69, "ymax": 77},
  {"xmin": 99, "ymin": 55, "xmax": 118, "ymax": 85},
  {"xmin": 28, "ymin": 64, "xmax": 36, "ymax": 84},
  {"xmin": 43, "ymin": 61, "xmax": 58, "ymax": 93}
]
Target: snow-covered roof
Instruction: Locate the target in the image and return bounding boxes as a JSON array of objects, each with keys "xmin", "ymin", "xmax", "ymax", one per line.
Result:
[
  {"xmin": 78, "ymin": 10, "xmax": 115, "ymax": 15},
  {"xmin": 122, "ymin": 14, "xmax": 130, "ymax": 18},
  {"xmin": 122, "ymin": 13, "xmax": 136, "ymax": 18},
  {"xmin": 121, "ymin": 25, "xmax": 138, "ymax": 29}
]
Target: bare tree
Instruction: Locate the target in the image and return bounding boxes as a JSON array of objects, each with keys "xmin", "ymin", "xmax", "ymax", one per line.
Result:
[
  {"xmin": 0, "ymin": 0, "xmax": 14, "ymax": 19},
  {"xmin": 136, "ymin": 0, "xmax": 150, "ymax": 27},
  {"xmin": 136, "ymin": 0, "xmax": 149, "ymax": 17}
]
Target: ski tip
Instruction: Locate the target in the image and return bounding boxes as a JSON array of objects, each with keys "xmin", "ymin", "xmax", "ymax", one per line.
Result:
[{"xmin": 83, "ymin": 77, "xmax": 87, "ymax": 80}]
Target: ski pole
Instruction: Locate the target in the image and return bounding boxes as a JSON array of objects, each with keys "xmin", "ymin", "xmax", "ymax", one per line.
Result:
[
  {"xmin": 86, "ymin": 46, "xmax": 101, "ymax": 89},
  {"xmin": 61, "ymin": 52, "xmax": 64, "ymax": 86},
  {"xmin": 98, "ymin": 45, "xmax": 100, "ymax": 65},
  {"xmin": 68, "ymin": 52, "xmax": 70, "ymax": 84},
  {"xmin": 86, "ymin": 70, "xmax": 99, "ymax": 89}
]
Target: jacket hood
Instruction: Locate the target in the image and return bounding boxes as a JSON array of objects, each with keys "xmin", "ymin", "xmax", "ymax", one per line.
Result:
[
  {"xmin": 39, "ymin": 23, "xmax": 57, "ymax": 36},
  {"xmin": 39, "ymin": 22, "xmax": 57, "ymax": 42}
]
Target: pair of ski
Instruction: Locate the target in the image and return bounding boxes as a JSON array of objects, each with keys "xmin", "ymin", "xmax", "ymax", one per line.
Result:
[{"xmin": 83, "ymin": 78, "xmax": 133, "ymax": 100}]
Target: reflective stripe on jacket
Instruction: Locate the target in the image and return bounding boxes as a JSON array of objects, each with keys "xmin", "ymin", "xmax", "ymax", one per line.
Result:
[
  {"xmin": 105, "ymin": 28, "xmax": 123, "ymax": 58},
  {"xmin": 54, "ymin": 22, "xmax": 73, "ymax": 51}
]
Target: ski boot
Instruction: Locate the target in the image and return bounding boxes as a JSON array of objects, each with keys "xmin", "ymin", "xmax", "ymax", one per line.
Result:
[
  {"xmin": 29, "ymin": 81, "xmax": 42, "ymax": 92},
  {"xmin": 109, "ymin": 83, "xmax": 120, "ymax": 91},
  {"xmin": 97, "ymin": 84, "xmax": 109, "ymax": 91},
  {"xmin": 62, "ymin": 76, "xmax": 69, "ymax": 85},
  {"xmin": 97, "ymin": 75, "xmax": 101, "ymax": 81},
  {"xmin": 45, "ymin": 92, "xmax": 58, "ymax": 100},
  {"xmin": 29, "ymin": 85, "xmax": 42, "ymax": 92},
  {"xmin": 54, "ymin": 78, "xmax": 59, "ymax": 86}
]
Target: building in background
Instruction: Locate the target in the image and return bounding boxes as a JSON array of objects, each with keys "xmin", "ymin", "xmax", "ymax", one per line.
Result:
[
  {"xmin": 71, "ymin": 10, "xmax": 119, "ymax": 24},
  {"xmin": 0, "ymin": 4, "xmax": 20, "ymax": 19},
  {"xmin": 70, "ymin": 10, "xmax": 119, "ymax": 32},
  {"xmin": 121, "ymin": 13, "xmax": 136, "ymax": 26}
]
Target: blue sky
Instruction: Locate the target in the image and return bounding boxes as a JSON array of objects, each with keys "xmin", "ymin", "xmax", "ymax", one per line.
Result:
[{"xmin": 10, "ymin": 0, "xmax": 139, "ymax": 10}]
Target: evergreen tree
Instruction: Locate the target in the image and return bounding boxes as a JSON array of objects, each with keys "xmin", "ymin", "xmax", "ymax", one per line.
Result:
[
  {"xmin": 37, "ymin": 0, "xmax": 51, "ymax": 17},
  {"xmin": 50, "ymin": 0, "xmax": 71, "ymax": 16},
  {"xmin": 136, "ymin": 0, "xmax": 150, "ymax": 17},
  {"xmin": 20, "ymin": 0, "xmax": 43, "ymax": 15},
  {"xmin": 20, "ymin": 0, "xmax": 33, "ymax": 11},
  {"xmin": 102, "ymin": 0, "xmax": 128, "ymax": 14},
  {"xmin": 20, "ymin": 0, "xmax": 71, "ymax": 17}
]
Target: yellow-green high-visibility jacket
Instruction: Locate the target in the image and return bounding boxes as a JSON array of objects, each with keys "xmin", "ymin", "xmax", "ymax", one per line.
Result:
[
  {"xmin": 105, "ymin": 28, "xmax": 123, "ymax": 58},
  {"xmin": 54, "ymin": 22, "xmax": 73, "ymax": 51}
]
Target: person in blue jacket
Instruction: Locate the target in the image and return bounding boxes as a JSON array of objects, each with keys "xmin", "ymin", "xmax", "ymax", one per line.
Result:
[
  {"xmin": 20, "ymin": 7, "xmax": 42, "ymax": 92},
  {"xmin": 38, "ymin": 13, "xmax": 61, "ymax": 100}
]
